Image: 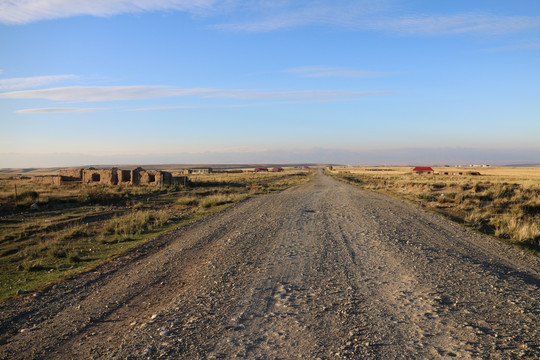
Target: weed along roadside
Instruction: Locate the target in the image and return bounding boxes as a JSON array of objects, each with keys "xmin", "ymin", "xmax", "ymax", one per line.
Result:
[
  {"xmin": 0, "ymin": 169, "xmax": 315, "ymax": 301},
  {"xmin": 327, "ymin": 166, "xmax": 540, "ymax": 254}
]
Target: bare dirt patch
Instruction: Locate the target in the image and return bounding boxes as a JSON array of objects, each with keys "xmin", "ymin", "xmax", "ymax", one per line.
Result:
[{"xmin": 1, "ymin": 171, "xmax": 538, "ymax": 359}]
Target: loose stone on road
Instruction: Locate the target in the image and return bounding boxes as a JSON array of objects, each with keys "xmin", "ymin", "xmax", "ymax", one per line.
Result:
[{"xmin": 1, "ymin": 171, "xmax": 539, "ymax": 359}]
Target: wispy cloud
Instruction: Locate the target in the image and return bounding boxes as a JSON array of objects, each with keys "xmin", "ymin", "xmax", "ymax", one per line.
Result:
[
  {"xmin": 130, "ymin": 105, "xmax": 192, "ymax": 111},
  {"xmin": 0, "ymin": 0, "xmax": 218, "ymax": 25},
  {"xmin": 1, "ymin": 85, "xmax": 393, "ymax": 102},
  {"xmin": 481, "ymin": 41, "xmax": 540, "ymax": 52},
  {"xmin": 224, "ymin": 97, "xmax": 378, "ymax": 108},
  {"xmin": 286, "ymin": 66, "xmax": 385, "ymax": 78},
  {"xmin": 2, "ymin": 1, "xmax": 539, "ymax": 38},
  {"xmin": 210, "ymin": 2, "xmax": 540, "ymax": 36},
  {"xmin": 218, "ymin": 12, "xmax": 540, "ymax": 35},
  {"xmin": 210, "ymin": 1, "xmax": 388, "ymax": 32},
  {"xmin": 369, "ymin": 14, "xmax": 540, "ymax": 35},
  {"xmin": 216, "ymin": 89, "xmax": 393, "ymax": 100},
  {"xmin": 1, "ymin": 86, "xmax": 208, "ymax": 101},
  {"xmin": 0, "ymin": 75, "xmax": 78, "ymax": 90},
  {"xmin": 16, "ymin": 107, "xmax": 106, "ymax": 114}
]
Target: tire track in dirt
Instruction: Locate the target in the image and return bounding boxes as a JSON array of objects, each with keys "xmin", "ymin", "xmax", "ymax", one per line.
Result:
[{"xmin": 1, "ymin": 171, "xmax": 538, "ymax": 359}]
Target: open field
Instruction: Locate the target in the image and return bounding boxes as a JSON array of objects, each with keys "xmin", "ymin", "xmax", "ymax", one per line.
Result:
[
  {"xmin": 0, "ymin": 168, "xmax": 315, "ymax": 301},
  {"xmin": 330, "ymin": 165, "xmax": 540, "ymax": 181},
  {"xmin": 1, "ymin": 171, "xmax": 538, "ymax": 359},
  {"xmin": 328, "ymin": 166, "xmax": 540, "ymax": 253}
]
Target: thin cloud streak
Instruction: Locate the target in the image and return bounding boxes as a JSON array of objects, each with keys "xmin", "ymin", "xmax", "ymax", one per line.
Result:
[
  {"xmin": 1, "ymin": 85, "xmax": 393, "ymax": 102},
  {"xmin": 224, "ymin": 97, "xmax": 387, "ymax": 108},
  {"xmin": 212, "ymin": 4, "xmax": 540, "ymax": 35},
  {"xmin": 220, "ymin": 14, "xmax": 540, "ymax": 34},
  {"xmin": 0, "ymin": 0, "xmax": 218, "ymax": 25},
  {"xmin": 368, "ymin": 14, "xmax": 540, "ymax": 35},
  {"xmin": 0, "ymin": 75, "xmax": 78, "ymax": 90},
  {"xmin": 1, "ymin": 86, "xmax": 214, "ymax": 102},
  {"xmin": 481, "ymin": 41, "xmax": 540, "ymax": 52},
  {"xmin": 3, "ymin": 1, "xmax": 539, "ymax": 37},
  {"xmin": 16, "ymin": 107, "xmax": 106, "ymax": 114},
  {"xmin": 286, "ymin": 66, "xmax": 385, "ymax": 78},
  {"xmin": 210, "ymin": 1, "xmax": 387, "ymax": 32},
  {"xmin": 130, "ymin": 105, "xmax": 192, "ymax": 111},
  {"xmin": 212, "ymin": 90, "xmax": 393, "ymax": 100}
]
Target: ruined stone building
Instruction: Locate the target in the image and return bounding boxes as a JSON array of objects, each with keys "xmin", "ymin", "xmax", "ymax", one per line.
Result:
[
  {"xmin": 33, "ymin": 167, "xmax": 187, "ymax": 187},
  {"xmin": 188, "ymin": 167, "xmax": 213, "ymax": 174},
  {"xmin": 32, "ymin": 169, "xmax": 84, "ymax": 186}
]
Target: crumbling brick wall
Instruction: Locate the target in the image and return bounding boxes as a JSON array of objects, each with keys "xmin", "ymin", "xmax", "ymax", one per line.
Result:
[
  {"xmin": 34, "ymin": 167, "xmax": 176, "ymax": 187},
  {"xmin": 59, "ymin": 169, "xmax": 83, "ymax": 180},
  {"xmin": 117, "ymin": 170, "xmax": 132, "ymax": 185},
  {"xmin": 135, "ymin": 170, "xmax": 173, "ymax": 186},
  {"xmin": 138, "ymin": 170, "xmax": 163, "ymax": 186},
  {"xmin": 161, "ymin": 171, "xmax": 172, "ymax": 186},
  {"xmin": 32, "ymin": 175, "xmax": 61, "ymax": 185},
  {"xmin": 172, "ymin": 176, "xmax": 189, "ymax": 186},
  {"xmin": 130, "ymin": 167, "xmax": 144, "ymax": 186},
  {"xmin": 82, "ymin": 169, "xmax": 118, "ymax": 185}
]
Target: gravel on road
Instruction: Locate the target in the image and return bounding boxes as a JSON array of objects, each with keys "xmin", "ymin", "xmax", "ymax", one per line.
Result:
[{"xmin": 1, "ymin": 171, "xmax": 538, "ymax": 359}]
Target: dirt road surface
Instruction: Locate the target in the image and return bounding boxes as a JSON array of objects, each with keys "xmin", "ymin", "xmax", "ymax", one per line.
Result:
[{"xmin": 1, "ymin": 171, "xmax": 539, "ymax": 359}]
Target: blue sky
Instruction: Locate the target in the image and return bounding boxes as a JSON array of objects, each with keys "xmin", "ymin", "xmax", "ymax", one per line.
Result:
[{"xmin": 1, "ymin": 0, "xmax": 539, "ymax": 167}]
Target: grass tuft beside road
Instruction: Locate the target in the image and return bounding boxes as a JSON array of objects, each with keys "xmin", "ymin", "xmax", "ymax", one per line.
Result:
[
  {"xmin": 328, "ymin": 167, "xmax": 540, "ymax": 254},
  {"xmin": 0, "ymin": 170, "xmax": 315, "ymax": 301}
]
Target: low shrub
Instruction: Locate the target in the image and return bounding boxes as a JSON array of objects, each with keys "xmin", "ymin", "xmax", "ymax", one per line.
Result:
[
  {"xmin": 430, "ymin": 183, "xmax": 446, "ymax": 190},
  {"xmin": 18, "ymin": 190, "xmax": 39, "ymax": 202},
  {"xmin": 437, "ymin": 194, "xmax": 454, "ymax": 204},
  {"xmin": 24, "ymin": 260, "xmax": 47, "ymax": 272},
  {"xmin": 177, "ymin": 196, "xmax": 199, "ymax": 206},
  {"xmin": 415, "ymin": 192, "xmax": 437, "ymax": 202},
  {"xmin": 104, "ymin": 210, "xmax": 172, "ymax": 239},
  {"xmin": 200, "ymin": 194, "xmax": 246, "ymax": 208},
  {"xmin": 492, "ymin": 215, "xmax": 540, "ymax": 246},
  {"xmin": 80, "ymin": 186, "xmax": 119, "ymax": 204},
  {"xmin": 68, "ymin": 250, "xmax": 82, "ymax": 263},
  {"xmin": 474, "ymin": 183, "xmax": 487, "ymax": 193},
  {"xmin": 48, "ymin": 245, "xmax": 68, "ymax": 259}
]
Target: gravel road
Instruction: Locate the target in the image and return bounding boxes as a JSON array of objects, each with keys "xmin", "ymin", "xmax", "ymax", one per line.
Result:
[{"xmin": 1, "ymin": 171, "xmax": 539, "ymax": 359}]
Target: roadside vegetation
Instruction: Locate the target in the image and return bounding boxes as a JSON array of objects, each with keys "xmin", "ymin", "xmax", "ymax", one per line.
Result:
[
  {"xmin": 0, "ymin": 169, "xmax": 315, "ymax": 300},
  {"xmin": 328, "ymin": 166, "xmax": 540, "ymax": 254}
]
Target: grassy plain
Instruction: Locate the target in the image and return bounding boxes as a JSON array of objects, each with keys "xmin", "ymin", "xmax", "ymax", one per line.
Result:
[
  {"xmin": 329, "ymin": 166, "xmax": 540, "ymax": 254},
  {"xmin": 0, "ymin": 169, "xmax": 315, "ymax": 301}
]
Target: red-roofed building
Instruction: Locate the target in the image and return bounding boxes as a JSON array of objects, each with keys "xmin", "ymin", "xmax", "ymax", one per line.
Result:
[{"xmin": 413, "ymin": 167, "xmax": 434, "ymax": 175}]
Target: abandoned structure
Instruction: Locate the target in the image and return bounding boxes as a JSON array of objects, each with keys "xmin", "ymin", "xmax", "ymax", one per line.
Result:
[
  {"xmin": 33, "ymin": 167, "xmax": 188, "ymax": 187},
  {"xmin": 410, "ymin": 167, "xmax": 481, "ymax": 176},
  {"xmin": 441, "ymin": 171, "xmax": 481, "ymax": 176},
  {"xmin": 31, "ymin": 175, "xmax": 64, "ymax": 186},
  {"xmin": 188, "ymin": 168, "xmax": 213, "ymax": 174},
  {"xmin": 32, "ymin": 169, "xmax": 84, "ymax": 185}
]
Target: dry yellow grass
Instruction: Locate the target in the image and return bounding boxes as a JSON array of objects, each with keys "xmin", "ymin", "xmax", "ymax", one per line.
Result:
[
  {"xmin": 0, "ymin": 168, "xmax": 315, "ymax": 300},
  {"xmin": 329, "ymin": 166, "xmax": 540, "ymax": 253},
  {"xmin": 332, "ymin": 165, "xmax": 540, "ymax": 178}
]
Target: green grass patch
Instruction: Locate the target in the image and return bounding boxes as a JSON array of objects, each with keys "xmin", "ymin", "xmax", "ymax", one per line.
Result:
[{"xmin": 0, "ymin": 169, "xmax": 315, "ymax": 301}]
